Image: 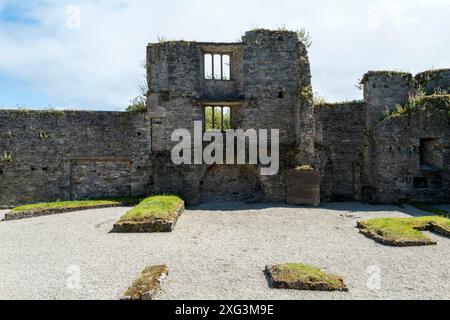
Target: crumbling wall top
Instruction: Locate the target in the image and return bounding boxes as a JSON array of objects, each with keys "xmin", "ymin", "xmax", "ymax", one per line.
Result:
[{"xmin": 360, "ymin": 71, "xmax": 413, "ymax": 84}]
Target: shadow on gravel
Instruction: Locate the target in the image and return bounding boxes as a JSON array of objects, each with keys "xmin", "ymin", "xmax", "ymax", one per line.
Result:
[{"xmin": 188, "ymin": 201, "xmax": 434, "ymax": 218}]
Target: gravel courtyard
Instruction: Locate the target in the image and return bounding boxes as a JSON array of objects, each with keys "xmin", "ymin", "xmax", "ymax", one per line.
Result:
[{"xmin": 0, "ymin": 203, "xmax": 449, "ymax": 300}]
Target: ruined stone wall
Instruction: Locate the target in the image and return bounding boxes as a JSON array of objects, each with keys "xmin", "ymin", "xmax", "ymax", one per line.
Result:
[
  {"xmin": 146, "ymin": 30, "xmax": 313, "ymax": 204},
  {"xmin": 314, "ymin": 101, "xmax": 366, "ymax": 201},
  {"xmin": 3, "ymin": 32, "xmax": 446, "ymax": 207},
  {"xmin": 362, "ymin": 71, "xmax": 415, "ymax": 127},
  {"xmin": 0, "ymin": 110, "xmax": 153, "ymax": 207},
  {"xmin": 415, "ymin": 69, "xmax": 450, "ymax": 94},
  {"xmin": 369, "ymin": 95, "xmax": 450, "ymax": 204}
]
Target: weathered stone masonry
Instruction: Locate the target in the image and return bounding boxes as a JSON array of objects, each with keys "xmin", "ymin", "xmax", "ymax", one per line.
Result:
[
  {"xmin": 146, "ymin": 30, "xmax": 315, "ymax": 204},
  {"xmin": 316, "ymin": 70, "xmax": 450, "ymax": 204},
  {"xmin": 0, "ymin": 30, "xmax": 449, "ymax": 207},
  {"xmin": 0, "ymin": 111, "xmax": 153, "ymax": 207}
]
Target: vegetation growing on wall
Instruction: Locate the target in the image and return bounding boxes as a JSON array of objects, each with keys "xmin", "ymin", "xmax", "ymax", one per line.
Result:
[
  {"xmin": 360, "ymin": 70, "xmax": 413, "ymax": 84},
  {"xmin": 126, "ymin": 62, "xmax": 148, "ymax": 113},
  {"xmin": 1, "ymin": 151, "xmax": 12, "ymax": 162},
  {"xmin": 383, "ymin": 89, "xmax": 450, "ymax": 119},
  {"xmin": 415, "ymin": 68, "xmax": 450, "ymax": 86},
  {"xmin": 296, "ymin": 165, "xmax": 314, "ymax": 171},
  {"xmin": 296, "ymin": 28, "xmax": 312, "ymax": 49},
  {"xmin": 312, "ymin": 92, "xmax": 327, "ymax": 106},
  {"xmin": 298, "ymin": 85, "xmax": 313, "ymax": 104}
]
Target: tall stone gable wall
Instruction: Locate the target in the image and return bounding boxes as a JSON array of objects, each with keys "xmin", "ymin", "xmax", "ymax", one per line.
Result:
[{"xmin": 146, "ymin": 30, "xmax": 314, "ymax": 204}]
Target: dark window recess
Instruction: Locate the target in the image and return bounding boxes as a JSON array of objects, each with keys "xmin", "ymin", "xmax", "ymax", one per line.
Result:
[
  {"xmin": 31, "ymin": 166, "xmax": 36, "ymax": 172},
  {"xmin": 413, "ymin": 177, "xmax": 428, "ymax": 189},
  {"xmin": 42, "ymin": 167, "xmax": 48, "ymax": 172},
  {"xmin": 0, "ymin": 168, "xmax": 3, "ymax": 175},
  {"xmin": 278, "ymin": 91, "xmax": 284, "ymax": 99},
  {"xmin": 204, "ymin": 53, "xmax": 230, "ymax": 80},
  {"xmin": 420, "ymin": 138, "xmax": 441, "ymax": 169},
  {"xmin": 204, "ymin": 106, "xmax": 232, "ymax": 132}
]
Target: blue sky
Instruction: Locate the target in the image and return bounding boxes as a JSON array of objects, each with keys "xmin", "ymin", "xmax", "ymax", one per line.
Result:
[{"xmin": 0, "ymin": 0, "xmax": 449, "ymax": 111}]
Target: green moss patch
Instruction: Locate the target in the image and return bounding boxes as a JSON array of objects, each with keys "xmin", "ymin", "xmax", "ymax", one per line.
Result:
[
  {"xmin": 357, "ymin": 216, "xmax": 450, "ymax": 246},
  {"xmin": 265, "ymin": 263, "xmax": 348, "ymax": 292},
  {"xmin": 122, "ymin": 265, "xmax": 169, "ymax": 300},
  {"xmin": 4, "ymin": 197, "xmax": 141, "ymax": 221},
  {"xmin": 112, "ymin": 195, "xmax": 184, "ymax": 233}
]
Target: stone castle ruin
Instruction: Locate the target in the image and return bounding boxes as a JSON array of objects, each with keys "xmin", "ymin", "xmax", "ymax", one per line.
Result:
[{"xmin": 1, "ymin": 29, "xmax": 449, "ymax": 207}]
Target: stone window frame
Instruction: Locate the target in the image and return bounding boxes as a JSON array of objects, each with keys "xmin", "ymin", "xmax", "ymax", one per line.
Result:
[
  {"xmin": 199, "ymin": 44, "xmax": 241, "ymax": 82},
  {"xmin": 200, "ymin": 100, "xmax": 246, "ymax": 133},
  {"xmin": 203, "ymin": 53, "xmax": 231, "ymax": 81},
  {"xmin": 203, "ymin": 105, "xmax": 232, "ymax": 132}
]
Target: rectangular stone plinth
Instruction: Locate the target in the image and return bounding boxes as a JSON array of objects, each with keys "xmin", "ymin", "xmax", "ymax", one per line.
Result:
[{"xmin": 287, "ymin": 169, "xmax": 320, "ymax": 206}]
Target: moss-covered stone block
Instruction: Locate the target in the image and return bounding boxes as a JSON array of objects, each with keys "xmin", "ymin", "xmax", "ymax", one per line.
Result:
[
  {"xmin": 121, "ymin": 265, "xmax": 169, "ymax": 300},
  {"xmin": 112, "ymin": 195, "xmax": 184, "ymax": 233},
  {"xmin": 265, "ymin": 263, "xmax": 348, "ymax": 292},
  {"xmin": 357, "ymin": 216, "xmax": 450, "ymax": 247}
]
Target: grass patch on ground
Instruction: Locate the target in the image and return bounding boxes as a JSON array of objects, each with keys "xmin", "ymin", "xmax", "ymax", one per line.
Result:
[
  {"xmin": 123, "ymin": 265, "xmax": 169, "ymax": 300},
  {"xmin": 10, "ymin": 197, "xmax": 141, "ymax": 214},
  {"xmin": 357, "ymin": 216, "xmax": 450, "ymax": 246},
  {"xmin": 117, "ymin": 195, "xmax": 183, "ymax": 223},
  {"xmin": 266, "ymin": 263, "xmax": 348, "ymax": 292}
]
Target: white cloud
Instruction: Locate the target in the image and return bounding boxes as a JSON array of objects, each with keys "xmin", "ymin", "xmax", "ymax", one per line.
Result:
[{"xmin": 0, "ymin": 0, "xmax": 449, "ymax": 109}]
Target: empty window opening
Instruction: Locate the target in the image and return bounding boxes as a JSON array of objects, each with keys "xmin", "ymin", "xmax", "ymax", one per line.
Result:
[
  {"xmin": 204, "ymin": 53, "xmax": 231, "ymax": 80},
  {"xmin": 420, "ymin": 138, "xmax": 442, "ymax": 169},
  {"xmin": 204, "ymin": 106, "xmax": 232, "ymax": 132},
  {"xmin": 278, "ymin": 91, "xmax": 284, "ymax": 99},
  {"xmin": 413, "ymin": 177, "xmax": 428, "ymax": 189}
]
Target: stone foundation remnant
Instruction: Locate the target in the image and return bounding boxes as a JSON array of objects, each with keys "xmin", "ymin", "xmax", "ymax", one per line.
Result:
[
  {"xmin": 121, "ymin": 265, "xmax": 169, "ymax": 300},
  {"xmin": 265, "ymin": 263, "xmax": 348, "ymax": 292},
  {"xmin": 112, "ymin": 202, "xmax": 185, "ymax": 233}
]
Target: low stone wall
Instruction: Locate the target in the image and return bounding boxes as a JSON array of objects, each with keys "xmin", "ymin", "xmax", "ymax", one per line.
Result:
[{"xmin": 0, "ymin": 110, "xmax": 153, "ymax": 207}]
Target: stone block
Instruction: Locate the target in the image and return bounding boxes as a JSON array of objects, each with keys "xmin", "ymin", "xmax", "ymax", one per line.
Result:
[
  {"xmin": 287, "ymin": 169, "xmax": 320, "ymax": 206},
  {"xmin": 112, "ymin": 203, "xmax": 184, "ymax": 233}
]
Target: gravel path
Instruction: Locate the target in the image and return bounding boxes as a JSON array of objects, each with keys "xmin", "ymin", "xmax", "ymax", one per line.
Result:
[{"xmin": 0, "ymin": 203, "xmax": 449, "ymax": 300}]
